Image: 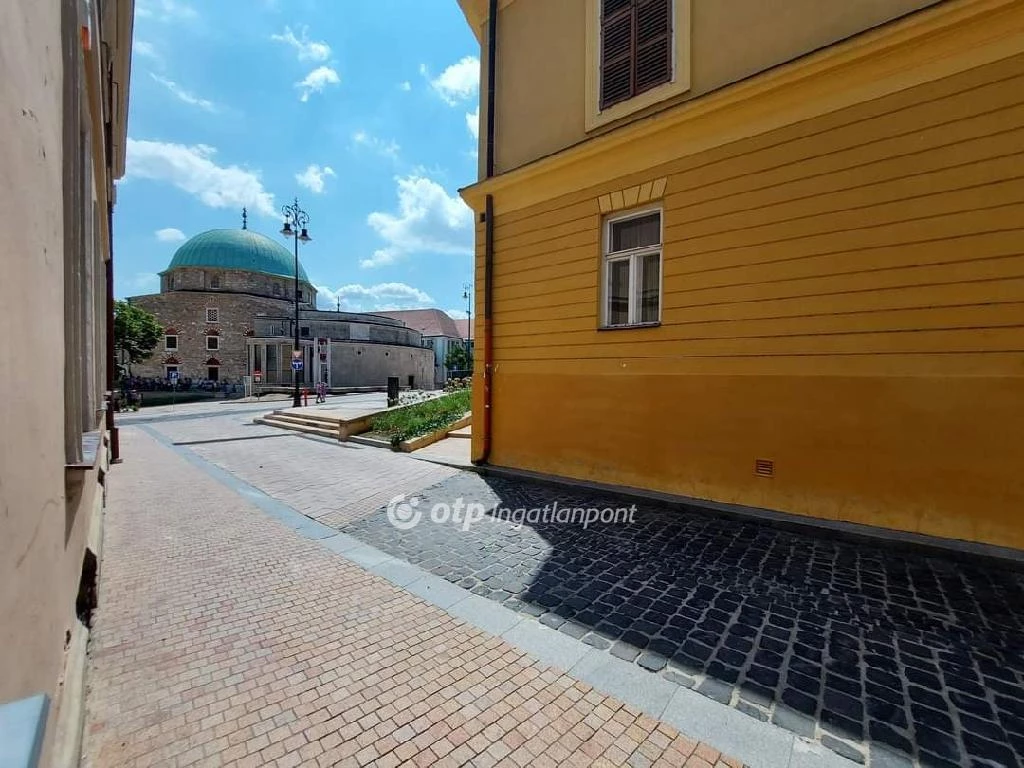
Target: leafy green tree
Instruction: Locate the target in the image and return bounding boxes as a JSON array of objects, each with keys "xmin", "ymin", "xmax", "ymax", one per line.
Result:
[
  {"xmin": 445, "ymin": 344, "xmax": 471, "ymax": 372},
  {"xmin": 114, "ymin": 300, "xmax": 162, "ymax": 375}
]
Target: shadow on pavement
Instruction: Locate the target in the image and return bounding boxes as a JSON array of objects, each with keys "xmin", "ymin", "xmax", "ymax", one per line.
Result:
[{"xmin": 340, "ymin": 473, "xmax": 1024, "ymax": 767}]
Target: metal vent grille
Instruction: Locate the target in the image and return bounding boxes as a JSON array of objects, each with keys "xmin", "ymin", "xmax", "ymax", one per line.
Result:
[{"xmin": 755, "ymin": 459, "xmax": 775, "ymax": 478}]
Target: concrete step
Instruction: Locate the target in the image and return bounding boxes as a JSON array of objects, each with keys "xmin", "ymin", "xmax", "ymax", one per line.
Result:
[
  {"xmin": 269, "ymin": 410, "xmax": 341, "ymax": 426},
  {"xmin": 256, "ymin": 416, "xmax": 338, "ymax": 440},
  {"xmin": 268, "ymin": 415, "xmax": 340, "ymax": 429},
  {"xmin": 447, "ymin": 426, "xmax": 472, "ymax": 439}
]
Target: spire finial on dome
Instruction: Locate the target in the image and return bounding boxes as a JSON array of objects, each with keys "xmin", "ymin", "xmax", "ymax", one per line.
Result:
[{"xmin": 241, "ymin": 207, "xmax": 248, "ymax": 230}]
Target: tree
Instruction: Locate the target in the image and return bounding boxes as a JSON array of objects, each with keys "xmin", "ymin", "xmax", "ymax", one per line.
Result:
[
  {"xmin": 445, "ymin": 343, "xmax": 471, "ymax": 373},
  {"xmin": 114, "ymin": 300, "xmax": 162, "ymax": 376}
]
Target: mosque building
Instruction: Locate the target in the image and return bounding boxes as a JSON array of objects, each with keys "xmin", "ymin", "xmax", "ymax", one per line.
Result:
[{"xmin": 128, "ymin": 216, "xmax": 435, "ymax": 389}]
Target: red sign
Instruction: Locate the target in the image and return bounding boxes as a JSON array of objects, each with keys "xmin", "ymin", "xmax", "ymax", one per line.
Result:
[{"xmin": 253, "ymin": 370, "xmax": 262, "ymax": 383}]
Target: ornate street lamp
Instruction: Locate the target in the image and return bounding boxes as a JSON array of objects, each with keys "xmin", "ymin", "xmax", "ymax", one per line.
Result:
[
  {"xmin": 281, "ymin": 198, "xmax": 311, "ymax": 408},
  {"xmin": 463, "ymin": 283, "xmax": 473, "ymax": 338},
  {"xmin": 463, "ymin": 282, "xmax": 473, "ymax": 367}
]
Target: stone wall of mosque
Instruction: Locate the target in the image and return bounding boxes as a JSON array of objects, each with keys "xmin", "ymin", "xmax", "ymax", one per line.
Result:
[
  {"xmin": 159, "ymin": 267, "xmax": 316, "ymax": 307},
  {"xmin": 128, "ymin": 291, "xmax": 293, "ymax": 382}
]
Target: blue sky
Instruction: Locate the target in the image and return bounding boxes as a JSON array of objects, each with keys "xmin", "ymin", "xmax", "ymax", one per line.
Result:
[{"xmin": 116, "ymin": 0, "xmax": 480, "ymax": 318}]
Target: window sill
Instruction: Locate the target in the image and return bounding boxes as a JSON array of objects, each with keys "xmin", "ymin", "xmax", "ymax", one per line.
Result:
[
  {"xmin": 598, "ymin": 322, "xmax": 661, "ymax": 331},
  {"xmin": 66, "ymin": 431, "xmax": 102, "ymax": 471}
]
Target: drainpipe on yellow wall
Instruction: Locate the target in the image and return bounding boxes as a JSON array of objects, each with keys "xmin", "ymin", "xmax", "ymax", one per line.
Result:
[{"xmin": 475, "ymin": 0, "xmax": 498, "ymax": 465}]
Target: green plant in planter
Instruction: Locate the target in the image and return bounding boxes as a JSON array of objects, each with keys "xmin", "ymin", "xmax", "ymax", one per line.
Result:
[{"xmin": 371, "ymin": 389, "xmax": 471, "ymax": 446}]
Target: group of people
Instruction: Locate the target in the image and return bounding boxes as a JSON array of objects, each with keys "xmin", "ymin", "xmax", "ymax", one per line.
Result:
[
  {"xmin": 112, "ymin": 375, "xmax": 246, "ymax": 411},
  {"xmin": 118, "ymin": 375, "xmax": 241, "ymax": 394}
]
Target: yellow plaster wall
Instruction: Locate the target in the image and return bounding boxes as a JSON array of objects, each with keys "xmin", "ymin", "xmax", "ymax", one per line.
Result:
[
  {"xmin": 473, "ymin": 49, "xmax": 1024, "ymax": 550},
  {"xmin": 493, "ymin": 0, "xmax": 943, "ymax": 173}
]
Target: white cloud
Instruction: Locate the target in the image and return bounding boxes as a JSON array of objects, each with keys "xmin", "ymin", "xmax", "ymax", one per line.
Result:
[
  {"xmin": 296, "ymin": 66, "xmax": 340, "ymax": 101},
  {"xmin": 423, "ymin": 56, "xmax": 480, "ymax": 105},
  {"xmin": 295, "ymin": 164, "xmax": 335, "ymax": 194},
  {"xmin": 271, "ymin": 26, "xmax": 331, "ymax": 62},
  {"xmin": 359, "ymin": 249, "xmax": 400, "ymax": 269},
  {"xmin": 126, "ymin": 139, "xmax": 276, "ymax": 217},
  {"xmin": 155, "ymin": 227, "xmax": 187, "ymax": 243},
  {"xmin": 315, "ymin": 282, "xmax": 433, "ymax": 312},
  {"xmin": 150, "ymin": 73, "xmax": 217, "ymax": 112},
  {"xmin": 136, "ymin": 0, "xmax": 196, "ymax": 22},
  {"xmin": 351, "ymin": 131, "xmax": 400, "ymax": 161},
  {"xmin": 399, "ymin": 81, "xmax": 412, "ymax": 92},
  {"xmin": 466, "ymin": 106, "xmax": 480, "ymax": 141},
  {"xmin": 134, "ymin": 40, "xmax": 159, "ymax": 59},
  {"xmin": 364, "ymin": 175, "xmax": 473, "ymax": 268}
]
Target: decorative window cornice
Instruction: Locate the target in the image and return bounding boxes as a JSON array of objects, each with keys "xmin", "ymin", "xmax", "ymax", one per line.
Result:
[{"xmin": 598, "ymin": 178, "xmax": 668, "ymax": 214}]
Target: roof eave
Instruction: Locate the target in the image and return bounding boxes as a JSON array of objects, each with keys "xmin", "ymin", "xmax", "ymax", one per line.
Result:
[{"xmin": 457, "ymin": 0, "xmax": 519, "ymax": 44}]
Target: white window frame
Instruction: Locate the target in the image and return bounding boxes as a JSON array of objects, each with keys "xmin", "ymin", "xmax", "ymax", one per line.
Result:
[
  {"xmin": 164, "ymin": 334, "xmax": 178, "ymax": 351},
  {"xmin": 601, "ymin": 205, "xmax": 663, "ymax": 328},
  {"xmin": 205, "ymin": 307, "xmax": 219, "ymax": 323},
  {"xmin": 206, "ymin": 335, "xmax": 220, "ymax": 351}
]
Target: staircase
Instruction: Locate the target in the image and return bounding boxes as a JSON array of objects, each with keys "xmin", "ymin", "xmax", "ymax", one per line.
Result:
[{"xmin": 255, "ymin": 410, "xmax": 341, "ymax": 440}]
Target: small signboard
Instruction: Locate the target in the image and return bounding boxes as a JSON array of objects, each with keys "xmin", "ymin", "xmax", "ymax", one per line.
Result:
[
  {"xmin": 291, "ymin": 349, "xmax": 303, "ymax": 360},
  {"xmin": 253, "ymin": 370, "xmax": 262, "ymax": 383},
  {"xmin": 169, "ymin": 371, "xmax": 179, "ymax": 383},
  {"xmin": 291, "ymin": 360, "xmax": 303, "ymax": 371}
]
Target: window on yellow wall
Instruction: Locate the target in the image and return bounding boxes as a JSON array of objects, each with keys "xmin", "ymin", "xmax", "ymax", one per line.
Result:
[
  {"xmin": 601, "ymin": 0, "xmax": 673, "ymax": 110},
  {"xmin": 603, "ymin": 209, "xmax": 662, "ymax": 328},
  {"xmin": 587, "ymin": 0, "xmax": 690, "ymax": 131}
]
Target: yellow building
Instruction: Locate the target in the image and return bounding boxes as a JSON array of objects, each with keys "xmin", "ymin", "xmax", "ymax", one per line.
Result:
[{"xmin": 456, "ymin": 0, "xmax": 1024, "ymax": 553}]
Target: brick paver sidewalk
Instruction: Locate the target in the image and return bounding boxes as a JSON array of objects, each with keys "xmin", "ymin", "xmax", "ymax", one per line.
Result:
[{"xmin": 82, "ymin": 427, "xmax": 740, "ymax": 768}]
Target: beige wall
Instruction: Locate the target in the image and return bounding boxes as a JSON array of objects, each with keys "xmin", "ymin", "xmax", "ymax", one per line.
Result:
[
  {"xmin": 330, "ymin": 344, "xmax": 436, "ymax": 390},
  {"xmin": 490, "ymin": 0, "xmax": 944, "ymax": 173},
  {"xmin": 0, "ymin": 0, "xmax": 128, "ymax": 758},
  {"xmin": 0, "ymin": 0, "xmax": 79, "ymax": 715}
]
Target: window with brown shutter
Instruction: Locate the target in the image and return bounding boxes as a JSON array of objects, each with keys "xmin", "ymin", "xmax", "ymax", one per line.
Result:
[{"xmin": 600, "ymin": 0, "xmax": 673, "ymax": 110}]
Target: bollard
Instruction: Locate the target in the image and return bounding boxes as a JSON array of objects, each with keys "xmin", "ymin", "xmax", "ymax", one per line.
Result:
[
  {"xmin": 387, "ymin": 376, "xmax": 400, "ymax": 408},
  {"xmin": 302, "ymin": 388, "xmax": 309, "ymax": 407}
]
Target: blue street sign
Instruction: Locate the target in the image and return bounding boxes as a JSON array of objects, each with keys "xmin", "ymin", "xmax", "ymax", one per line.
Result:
[{"xmin": 291, "ymin": 360, "xmax": 303, "ymax": 371}]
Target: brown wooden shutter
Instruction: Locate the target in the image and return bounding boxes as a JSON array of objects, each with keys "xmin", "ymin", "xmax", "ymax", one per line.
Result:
[
  {"xmin": 600, "ymin": 0, "xmax": 634, "ymax": 109},
  {"xmin": 600, "ymin": 0, "xmax": 672, "ymax": 110},
  {"xmin": 635, "ymin": 0, "xmax": 672, "ymax": 95}
]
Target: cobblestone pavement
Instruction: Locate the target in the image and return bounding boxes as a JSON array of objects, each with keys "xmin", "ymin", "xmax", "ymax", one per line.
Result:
[
  {"xmin": 333, "ymin": 473, "xmax": 1024, "ymax": 768},
  {"xmin": 84, "ymin": 427, "xmax": 741, "ymax": 768}
]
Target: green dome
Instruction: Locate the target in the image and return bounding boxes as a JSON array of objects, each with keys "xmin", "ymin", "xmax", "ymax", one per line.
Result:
[{"xmin": 166, "ymin": 229, "xmax": 309, "ymax": 282}]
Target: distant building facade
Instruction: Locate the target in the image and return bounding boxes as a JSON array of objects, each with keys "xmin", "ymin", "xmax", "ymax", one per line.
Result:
[
  {"xmin": 249, "ymin": 311, "xmax": 434, "ymax": 390},
  {"xmin": 129, "ymin": 227, "xmax": 435, "ymax": 389},
  {"xmin": 377, "ymin": 309, "xmax": 470, "ymax": 385}
]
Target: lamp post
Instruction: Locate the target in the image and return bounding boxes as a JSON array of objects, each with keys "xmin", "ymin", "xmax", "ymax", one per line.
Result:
[
  {"xmin": 280, "ymin": 198, "xmax": 311, "ymax": 408},
  {"xmin": 462, "ymin": 282, "xmax": 473, "ymax": 366}
]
